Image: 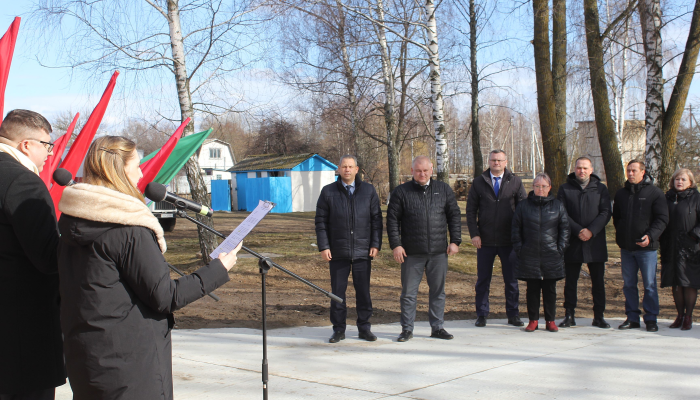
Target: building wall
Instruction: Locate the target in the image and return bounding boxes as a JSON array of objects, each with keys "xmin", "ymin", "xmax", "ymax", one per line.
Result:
[
  {"xmin": 291, "ymin": 170, "xmax": 335, "ymax": 212},
  {"xmin": 200, "ymin": 141, "xmax": 235, "ymax": 171}
]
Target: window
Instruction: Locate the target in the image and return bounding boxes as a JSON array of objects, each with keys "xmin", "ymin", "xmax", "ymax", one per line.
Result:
[
  {"xmin": 209, "ymin": 148, "xmax": 221, "ymax": 159},
  {"xmin": 269, "ymin": 171, "xmax": 283, "ymax": 177},
  {"xmin": 216, "ymin": 174, "xmax": 222, "ymax": 180}
]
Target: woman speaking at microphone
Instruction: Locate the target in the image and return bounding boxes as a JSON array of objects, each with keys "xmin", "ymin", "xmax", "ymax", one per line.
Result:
[{"xmin": 57, "ymin": 136, "xmax": 241, "ymax": 400}]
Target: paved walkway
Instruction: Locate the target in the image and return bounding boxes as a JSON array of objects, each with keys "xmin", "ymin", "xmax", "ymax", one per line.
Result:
[{"xmin": 56, "ymin": 318, "xmax": 700, "ymax": 399}]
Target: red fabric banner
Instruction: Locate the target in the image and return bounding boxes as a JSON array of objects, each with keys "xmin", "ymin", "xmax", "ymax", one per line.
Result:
[
  {"xmin": 51, "ymin": 71, "xmax": 119, "ymax": 217},
  {"xmin": 39, "ymin": 112, "xmax": 77, "ymax": 187},
  {"xmin": 137, "ymin": 117, "xmax": 190, "ymax": 193},
  {"xmin": 0, "ymin": 17, "xmax": 20, "ymax": 121}
]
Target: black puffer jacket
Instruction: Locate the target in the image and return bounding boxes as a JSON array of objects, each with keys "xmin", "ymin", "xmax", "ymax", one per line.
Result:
[
  {"xmin": 57, "ymin": 184, "xmax": 230, "ymax": 400},
  {"xmin": 613, "ymin": 174, "xmax": 669, "ymax": 251},
  {"xmin": 387, "ymin": 178, "xmax": 461, "ymax": 255},
  {"xmin": 315, "ymin": 177, "xmax": 382, "ymax": 260},
  {"xmin": 512, "ymin": 192, "xmax": 570, "ymax": 280},
  {"xmin": 556, "ymin": 173, "xmax": 611, "ymax": 263},
  {"xmin": 660, "ymin": 188, "xmax": 700, "ymax": 288},
  {"xmin": 466, "ymin": 168, "xmax": 527, "ymax": 246}
]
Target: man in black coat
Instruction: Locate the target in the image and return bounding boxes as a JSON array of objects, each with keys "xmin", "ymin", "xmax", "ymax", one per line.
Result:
[
  {"xmin": 0, "ymin": 110, "xmax": 65, "ymax": 399},
  {"xmin": 315, "ymin": 155, "xmax": 382, "ymax": 343},
  {"xmin": 613, "ymin": 160, "xmax": 669, "ymax": 332},
  {"xmin": 556, "ymin": 157, "xmax": 612, "ymax": 328},
  {"xmin": 387, "ymin": 156, "xmax": 461, "ymax": 342},
  {"xmin": 466, "ymin": 150, "xmax": 527, "ymax": 327}
]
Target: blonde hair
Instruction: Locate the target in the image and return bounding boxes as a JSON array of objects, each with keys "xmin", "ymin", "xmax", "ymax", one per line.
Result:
[
  {"xmin": 84, "ymin": 136, "xmax": 143, "ymax": 202},
  {"xmin": 669, "ymin": 168, "xmax": 697, "ymax": 190}
]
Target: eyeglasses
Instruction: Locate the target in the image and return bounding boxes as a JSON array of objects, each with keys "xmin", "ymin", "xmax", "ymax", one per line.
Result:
[
  {"xmin": 533, "ymin": 185, "xmax": 550, "ymax": 189},
  {"xmin": 27, "ymin": 139, "xmax": 55, "ymax": 153},
  {"xmin": 489, "ymin": 159, "xmax": 506, "ymax": 163}
]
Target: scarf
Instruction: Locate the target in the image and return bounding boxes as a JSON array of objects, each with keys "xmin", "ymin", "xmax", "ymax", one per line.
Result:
[{"xmin": 0, "ymin": 143, "xmax": 39, "ymax": 175}]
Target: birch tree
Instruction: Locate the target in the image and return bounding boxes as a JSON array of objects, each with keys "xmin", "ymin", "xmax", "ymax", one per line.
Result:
[{"xmin": 32, "ymin": 0, "xmax": 269, "ymax": 260}]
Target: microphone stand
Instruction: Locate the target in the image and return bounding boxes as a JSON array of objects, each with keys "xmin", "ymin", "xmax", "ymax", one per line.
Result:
[{"xmin": 174, "ymin": 208, "xmax": 342, "ymax": 400}]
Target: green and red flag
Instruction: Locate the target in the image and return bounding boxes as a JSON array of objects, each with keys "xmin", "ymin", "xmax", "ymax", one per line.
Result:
[
  {"xmin": 40, "ymin": 112, "xmax": 78, "ymax": 187},
  {"xmin": 0, "ymin": 17, "xmax": 20, "ymax": 121},
  {"xmin": 140, "ymin": 128, "xmax": 212, "ymax": 188},
  {"xmin": 137, "ymin": 117, "xmax": 190, "ymax": 192},
  {"xmin": 51, "ymin": 71, "xmax": 119, "ymax": 217}
]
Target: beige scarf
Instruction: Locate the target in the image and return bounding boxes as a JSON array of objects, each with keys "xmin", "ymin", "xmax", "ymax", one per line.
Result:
[
  {"xmin": 0, "ymin": 143, "xmax": 40, "ymax": 175},
  {"xmin": 59, "ymin": 183, "xmax": 167, "ymax": 253}
]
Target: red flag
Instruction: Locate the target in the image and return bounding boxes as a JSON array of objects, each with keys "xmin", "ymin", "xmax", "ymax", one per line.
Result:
[
  {"xmin": 0, "ymin": 17, "xmax": 20, "ymax": 120},
  {"xmin": 51, "ymin": 71, "xmax": 119, "ymax": 217},
  {"xmin": 137, "ymin": 117, "xmax": 190, "ymax": 193},
  {"xmin": 40, "ymin": 112, "xmax": 79, "ymax": 187}
]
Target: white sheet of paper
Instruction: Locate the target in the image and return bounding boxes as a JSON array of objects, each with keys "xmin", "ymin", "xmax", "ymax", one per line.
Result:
[{"xmin": 210, "ymin": 200, "xmax": 274, "ymax": 259}]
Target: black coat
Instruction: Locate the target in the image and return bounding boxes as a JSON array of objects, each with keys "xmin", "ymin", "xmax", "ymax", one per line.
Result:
[
  {"xmin": 0, "ymin": 153, "xmax": 65, "ymax": 394},
  {"xmin": 613, "ymin": 174, "xmax": 669, "ymax": 251},
  {"xmin": 386, "ymin": 178, "xmax": 461, "ymax": 255},
  {"xmin": 57, "ymin": 184, "xmax": 230, "ymax": 400},
  {"xmin": 556, "ymin": 173, "xmax": 612, "ymax": 263},
  {"xmin": 315, "ymin": 177, "xmax": 382, "ymax": 260},
  {"xmin": 512, "ymin": 192, "xmax": 570, "ymax": 280},
  {"xmin": 660, "ymin": 188, "xmax": 700, "ymax": 288},
  {"xmin": 466, "ymin": 168, "xmax": 527, "ymax": 247}
]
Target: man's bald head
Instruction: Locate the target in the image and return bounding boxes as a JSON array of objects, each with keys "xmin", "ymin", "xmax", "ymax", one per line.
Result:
[{"xmin": 411, "ymin": 156, "xmax": 433, "ymax": 185}]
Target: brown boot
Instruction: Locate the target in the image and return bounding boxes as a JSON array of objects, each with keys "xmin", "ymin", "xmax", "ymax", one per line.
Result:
[
  {"xmin": 670, "ymin": 314, "xmax": 684, "ymax": 329},
  {"xmin": 681, "ymin": 315, "xmax": 693, "ymax": 331}
]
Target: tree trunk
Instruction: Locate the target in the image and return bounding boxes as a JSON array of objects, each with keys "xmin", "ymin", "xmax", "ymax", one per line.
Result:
[
  {"xmin": 373, "ymin": 0, "xmax": 400, "ymax": 190},
  {"xmin": 469, "ymin": 0, "xmax": 483, "ymax": 177},
  {"xmin": 659, "ymin": 0, "xmax": 700, "ymax": 188},
  {"xmin": 167, "ymin": 0, "xmax": 218, "ymax": 261},
  {"xmin": 532, "ymin": 0, "xmax": 566, "ymax": 193},
  {"xmin": 639, "ymin": 0, "xmax": 664, "ymax": 183},
  {"xmin": 552, "ymin": 0, "xmax": 568, "ymax": 187},
  {"xmin": 423, "ymin": 0, "xmax": 449, "ymax": 183},
  {"xmin": 583, "ymin": 0, "xmax": 626, "ymax": 196}
]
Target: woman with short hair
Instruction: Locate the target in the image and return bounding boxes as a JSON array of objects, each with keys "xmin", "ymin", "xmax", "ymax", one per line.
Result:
[
  {"xmin": 512, "ymin": 172, "xmax": 570, "ymax": 332},
  {"xmin": 57, "ymin": 136, "xmax": 242, "ymax": 399},
  {"xmin": 660, "ymin": 168, "xmax": 700, "ymax": 330}
]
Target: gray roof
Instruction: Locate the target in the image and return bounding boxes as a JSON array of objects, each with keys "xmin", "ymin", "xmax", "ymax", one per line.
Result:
[{"xmin": 228, "ymin": 153, "xmax": 316, "ymax": 171}]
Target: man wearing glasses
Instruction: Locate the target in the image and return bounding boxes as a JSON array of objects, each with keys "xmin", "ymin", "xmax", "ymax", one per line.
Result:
[
  {"xmin": 466, "ymin": 149, "xmax": 527, "ymax": 327},
  {"xmin": 0, "ymin": 110, "xmax": 65, "ymax": 399}
]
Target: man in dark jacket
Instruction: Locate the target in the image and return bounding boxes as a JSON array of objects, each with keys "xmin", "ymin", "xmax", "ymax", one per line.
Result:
[
  {"xmin": 387, "ymin": 156, "xmax": 461, "ymax": 342},
  {"xmin": 315, "ymin": 155, "xmax": 382, "ymax": 343},
  {"xmin": 557, "ymin": 157, "xmax": 612, "ymax": 328},
  {"xmin": 466, "ymin": 150, "xmax": 527, "ymax": 327},
  {"xmin": 613, "ymin": 160, "xmax": 669, "ymax": 332},
  {"xmin": 0, "ymin": 110, "xmax": 65, "ymax": 399}
]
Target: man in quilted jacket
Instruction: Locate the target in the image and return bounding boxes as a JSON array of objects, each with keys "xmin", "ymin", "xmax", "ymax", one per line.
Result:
[{"xmin": 387, "ymin": 156, "xmax": 461, "ymax": 342}]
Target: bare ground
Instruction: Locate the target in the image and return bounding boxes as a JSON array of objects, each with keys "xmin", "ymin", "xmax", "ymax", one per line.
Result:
[{"xmin": 167, "ymin": 205, "xmax": 679, "ymax": 331}]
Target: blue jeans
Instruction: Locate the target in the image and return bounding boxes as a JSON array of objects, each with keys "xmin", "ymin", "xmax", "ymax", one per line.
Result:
[{"xmin": 620, "ymin": 249, "xmax": 659, "ymax": 323}]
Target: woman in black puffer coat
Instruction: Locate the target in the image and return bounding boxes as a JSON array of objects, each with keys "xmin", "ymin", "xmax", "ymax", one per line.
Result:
[
  {"xmin": 660, "ymin": 168, "xmax": 700, "ymax": 331},
  {"xmin": 512, "ymin": 173, "xmax": 570, "ymax": 332}
]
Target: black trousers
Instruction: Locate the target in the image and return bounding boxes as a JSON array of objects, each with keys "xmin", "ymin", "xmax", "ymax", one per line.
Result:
[
  {"xmin": 526, "ymin": 279, "xmax": 557, "ymax": 321},
  {"xmin": 0, "ymin": 388, "xmax": 55, "ymax": 400},
  {"xmin": 563, "ymin": 262, "xmax": 606, "ymax": 317},
  {"xmin": 330, "ymin": 258, "xmax": 372, "ymax": 333},
  {"xmin": 475, "ymin": 246, "xmax": 520, "ymax": 317}
]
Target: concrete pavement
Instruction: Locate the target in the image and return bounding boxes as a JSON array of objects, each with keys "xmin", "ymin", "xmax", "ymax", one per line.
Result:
[{"xmin": 56, "ymin": 318, "xmax": 700, "ymax": 399}]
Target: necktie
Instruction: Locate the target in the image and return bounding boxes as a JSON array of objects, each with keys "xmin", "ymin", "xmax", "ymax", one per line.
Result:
[
  {"xmin": 346, "ymin": 185, "xmax": 353, "ymax": 198},
  {"xmin": 494, "ymin": 177, "xmax": 500, "ymax": 198}
]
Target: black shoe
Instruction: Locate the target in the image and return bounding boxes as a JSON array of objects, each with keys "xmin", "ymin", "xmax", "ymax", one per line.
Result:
[
  {"xmin": 475, "ymin": 316, "xmax": 487, "ymax": 327},
  {"xmin": 646, "ymin": 322, "xmax": 659, "ymax": 332},
  {"xmin": 397, "ymin": 330, "xmax": 413, "ymax": 342},
  {"xmin": 508, "ymin": 316, "xmax": 524, "ymax": 327},
  {"xmin": 358, "ymin": 330, "xmax": 377, "ymax": 341},
  {"xmin": 558, "ymin": 314, "xmax": 576, "ymax": 328},
  {"xmin": 592, "ymin": 317, "xmax": 611, "ymax": 329},
  {"xmin": 618, "ymin": 320, "xmax": 641, "ymax": 330},
  {"xmin": 430, "ymin": 328, "xmax": 454, "ymax": 340},
  {"xmin": 328, "ymin": 332, "xmax": 345, "ymax": 343}
]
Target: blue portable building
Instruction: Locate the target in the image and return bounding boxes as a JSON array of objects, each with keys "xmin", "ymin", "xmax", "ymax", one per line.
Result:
[{"xmin": 229, "ymin": 153, "xmax": 337, "ymax": 213}]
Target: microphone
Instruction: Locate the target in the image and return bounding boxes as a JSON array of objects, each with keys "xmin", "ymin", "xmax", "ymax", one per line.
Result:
[
  {"xmin": 145, "ymin": 182, "xmax": 213, "ymax": 217},
  {"xmin": 53, "ymin": 168, "xmax": 76, "ymax": 187}
]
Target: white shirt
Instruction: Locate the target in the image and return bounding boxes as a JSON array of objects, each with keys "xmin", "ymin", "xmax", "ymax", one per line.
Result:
[{"xmin": 490, "ymin": 171, "xmax": 504, "ymax": 188}]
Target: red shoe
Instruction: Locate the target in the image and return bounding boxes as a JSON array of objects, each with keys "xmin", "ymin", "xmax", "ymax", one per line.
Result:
[
  {"xmin": 670, "ymin": 314, "xmax": 684, "ymax": 329},
  {"xmin": 681, "ymin": 315, "xmax": 693, "ymax": 331},
  {"xmin": 546, "ymin": 321, "xmax": 558, "ymax": 332},
  {"xmin": 525, "ymin": 320, "xmax": 538, "ymax": 332}
]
